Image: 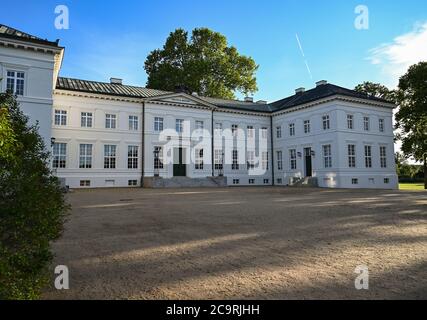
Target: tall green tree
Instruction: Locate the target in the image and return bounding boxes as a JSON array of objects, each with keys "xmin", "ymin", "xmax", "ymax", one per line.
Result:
[
  {"xmin": 0, "ymin": 90, "xmax": 69, "ymax": 299},
  {"xmin": 144, "ymin": 28, "xmax": 258, "ymax": 99},
  {"xmin": 395, "ymin": 62, "xmax": 427, "ymax": 189},
  {"xmin": 354, "ymin": 81, "xmax": 396, "ymax": 102}
]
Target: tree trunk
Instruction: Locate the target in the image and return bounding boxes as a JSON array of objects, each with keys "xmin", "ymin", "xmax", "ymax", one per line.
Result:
[{"xmin": 424, "ymin": 156, "xmax": 427, "ymax": 190}]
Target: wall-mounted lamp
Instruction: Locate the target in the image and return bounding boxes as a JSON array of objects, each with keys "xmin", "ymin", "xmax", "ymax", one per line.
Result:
[
  {"xmin": 311, "ymin": 150, "xmax": 316, "ymax": 157},
  {"xmin": 297, "ymin": 151, "xmax": 302, "ymax": 158},
  {"xmin": 50, "ymin": 137, "xmax": 56, "ymax": 146}
]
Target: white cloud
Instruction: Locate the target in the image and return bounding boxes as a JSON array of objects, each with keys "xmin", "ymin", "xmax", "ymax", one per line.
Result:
[{"xmin": 368, "ymin": 22, "xmax": 427, "ymax": 88}]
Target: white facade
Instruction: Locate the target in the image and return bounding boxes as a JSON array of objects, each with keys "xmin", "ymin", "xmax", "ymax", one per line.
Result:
[{"xmin": 1, "ymin": 25, "xmax": 398, "ymax": 190}]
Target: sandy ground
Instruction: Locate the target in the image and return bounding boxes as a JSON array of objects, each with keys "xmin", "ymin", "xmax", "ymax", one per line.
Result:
[{"xmin": 42, "ymin": 187, "xmax": 427, "ymax": 299}]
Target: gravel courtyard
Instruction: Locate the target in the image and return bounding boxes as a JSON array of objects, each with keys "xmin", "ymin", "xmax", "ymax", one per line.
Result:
[{"xmin": 43, "ymin": 187, "xmax": 427, "ymax": 299}]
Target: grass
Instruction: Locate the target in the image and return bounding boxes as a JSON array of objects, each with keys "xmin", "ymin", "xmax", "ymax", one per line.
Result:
[{"xmin": 399, "ymin": 183, "xmax": 426, "ymax": 190}]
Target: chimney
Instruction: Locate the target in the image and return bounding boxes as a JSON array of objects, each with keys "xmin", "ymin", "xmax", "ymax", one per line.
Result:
[
  {"xmin": 110, "ymin": 77, "xmax": 123, "ymax": 85},
  {"xmin": 191, "ymin": 92, "xmax": 198, "ymax": 96},
  {"xmin": 244, "ymin": 96, "xmax": 254, "ymax": 103},
  {"xmin": 316, "ymin": 80, "xmax": 327, "ymax": 87},
  {"xmin": 256, "ymin": 100, "xmax": 267, "ymax": 104},
  {"xmin": 295, "ymin": 87, "xmax": 305, "ymax": 94}
]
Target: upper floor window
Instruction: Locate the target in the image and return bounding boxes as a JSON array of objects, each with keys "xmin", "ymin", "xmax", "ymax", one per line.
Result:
[
  {"xmin": 379, "ymin": 119, "xmax": 385, "ymax": 132},
  {"xmin": 79, "ymin": 144, "xmax": 92, "ymax": 168},
  {"xmin": 247, "ymin": 126, "xmax": 254, "ymax": 139},
  {"xmin": 347, "ymin": 114, "xmax": 354, "ymax": 129},
  {"xmin": 304, "ymin": 120, "xmax": 310, "ymax": 134},
  {"xmin": 195, "ymin": 120, "xmax": 204, "ymax": 131},
  {"xmin": 81, "ymin": 112, "xmax": 93, "ymax": 128},
  {"xmin": 105, "ymin": 114, "xmax": 116, "ymax": 129},
  {"xmin": 104, "ymin": 145, "xmax": 117, "ymax": 169},
  {"xmin": 289, "ymin": 149, "xmax": 297, "ymax": 170},
  {"xmin": 364, "ymin": 145, "xmax": 372, "ymax": 168},
  {"xmin": 154, "ymin": 117, "xmax": 163, "ymax": 132},
  {"xmin": 323, "ymin": 144, "xmax": 332, "ymax": 168},
  {"xmin": 128, "ymin": 145, "xmax": 138, "ymax": 169},
  {"xmin": 129, "ymin": 115, "xmax": 138, "ymax": 131},
  {"xmin": 52, "ymin": 142, "xmax": 67, "ymax": 168},
  {"xmin": 54, "ymin": 110, "xmax": 67, "ymax": 126},
  {"xmin": 276, "ymin": 126, "xmax": 282, "ymax": 138},
  {"xmin": 348, "ymin": 144, "xmax": 356, "ymax": 168},
  {"xmin": 6, "ymin": 71, "xmax": 25, "ymax": 96},
  {"xmin": 363, "ymin": 116, "xmax": 370, "ymax": 131},
  {"xmin": 176, "ymin": 119, "xmax": 184, "ymax": 133},
  {"xmin": 289, "ymin": 123, "xmax": 295, "ymax": 136},
  {"xmin": 322, "ymin": 115, "xmax": 330, "ymax": 130},
  {"xmin": 261, "ymin": 127, "xmax": 268, "ymax": 139},
  {"xmin": 380, "ymin": 146, "xmax": 387, "ymax": 168},
  {"xmin": 231, "ymin": 124, "xmax": 238, "ymax": 137}
]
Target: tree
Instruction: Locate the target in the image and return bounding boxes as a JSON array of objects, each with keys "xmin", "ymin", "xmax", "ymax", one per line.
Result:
[
  {"xmin": 395, "ymin": 62, "xmax": 427, "ymax": 189},
  {"xmin": 0, "ymin": 90, "xmax": 69, "ymax": 299},
  {"xmin": 354, "ymin": 81, "xmax": 396, "ymax": 102},
  {"xmin": 144, "ymin": 28, "xmax": 258, "ymax": 99}
]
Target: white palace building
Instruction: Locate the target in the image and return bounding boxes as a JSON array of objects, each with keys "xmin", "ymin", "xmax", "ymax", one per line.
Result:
[{"xmin": 0, "ymin": 24, "xmax": 398, "ymax": 189}]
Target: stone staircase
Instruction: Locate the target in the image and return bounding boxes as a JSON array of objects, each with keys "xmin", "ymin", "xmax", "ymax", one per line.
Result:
[
  {"xmin": 289, "ymin": 177, "xmax": 319, "ymax": 188},
  {"xmin": 143, "ymin": 176, "xmax": 228, "ymax": 188}
]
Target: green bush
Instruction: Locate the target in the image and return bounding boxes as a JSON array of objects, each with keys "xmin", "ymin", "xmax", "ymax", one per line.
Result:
[{"xmin": 0, "ymin": 91, "xmax": 69, "ymax": 299}]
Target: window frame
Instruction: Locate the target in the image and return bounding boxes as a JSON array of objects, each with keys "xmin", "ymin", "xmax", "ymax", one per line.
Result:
[
  {"xmin": 127, "ymin": 145, "xmax": 138, "ymax": 169},
  {"xmin": 104, "ymin": 144, "xmax": 117, "ymax": 169},
  {"xmin": 105, "ymin": 114, "xmax": 117, "ymax": 129},
  {"xmin": 79, "ymin": 143, "xmax": 93, "ymax": 169}
]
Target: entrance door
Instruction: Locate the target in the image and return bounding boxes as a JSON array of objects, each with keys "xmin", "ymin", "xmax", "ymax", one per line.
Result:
[
  {"xmin": 304, "ymin": 147, "xmax": 312, "ymax": 177},
  {"xmin": 173, "ymin": 148, "xmax": 186, "ymax": 176}
]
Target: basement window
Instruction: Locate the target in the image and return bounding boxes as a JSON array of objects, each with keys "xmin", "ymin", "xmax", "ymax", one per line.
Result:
[
  {"xmin": 128, "ymin": 180, "xmax": 138, "ymax": 186},
  {"xmin": 249, "ymin": 179, "xmax": 255, "ymax": 184},
  {"xmin": 384, "ymin": 178, "xmax": 389, "ymax": 184},
  {"xmin": 80, "ymin": 180, "xmax": 90, "ymax": 187},
  {"xmin": 233, "ymin": 179, "xmax": 240, "ymax": 185},
  {"xmin": 351, "ymin": 178, "xmax": 358, "ymax": 185}
]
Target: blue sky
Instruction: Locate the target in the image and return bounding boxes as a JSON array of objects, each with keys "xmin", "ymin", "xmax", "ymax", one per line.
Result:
[{"xmin": 1, "ymin": 0, "xmax": 427, "ymax": 101}]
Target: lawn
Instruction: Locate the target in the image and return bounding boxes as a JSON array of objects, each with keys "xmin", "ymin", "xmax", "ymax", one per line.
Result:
[{"xmin": 399, "ymin": 183, "xmax": 426, "ymax": 190}]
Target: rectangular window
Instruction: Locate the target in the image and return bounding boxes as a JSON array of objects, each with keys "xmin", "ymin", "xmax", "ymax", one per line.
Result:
[
  {"xmin": 289, "ymin": 149, "xmax": 297, "ymax": 170},
  {"xmin": 195, "ymin": 148, "xmax": 204, "ymax": 170},
  {"xmin": 247, "ymin": 150, "xmax": 255, "ymax": 170},
  {"xmin": 129, "ymin": 115, "xmax": 138, "ymax": 131},
  {"xmin": 215, "ymin": 123, "xmax": 222, "ymax": 135},
  {"xmin": 249, "ymin": 179, "xmax": 255, "ymax": 184},
  {"xmin": 364, "ymin": 116, "xmax": 370, "ymax": 131},
  {"xmin": 81, "ymin": 112, "xmax": 93, "ymax": 128},
  {"xmin": 104, "ymin": 145, "xmax": 117, "ymax": 169},
  {"xmin": 214, "ymin": 149, "xmax": 223, "ymax": 170},
  {"xmin": 128, "ymin": 145, "xmax": 138, "ymax": 169},
  {"xmin": 79, "ymin": 144, "xmax": 92, "ymax": 169},
  {"xmin": 261, "ymin": 127, "xmax": 268, "ymax": 139},
  {"xmin": 379, "ymin": 119, "xmax": 385, "ymax": 132},
  {"xmin": 80, "ymin": 180, "xmax": 90, "ymax": 187},
  {"xmin": 105, "ymin": 114, "xmax": 116, "ymax": 129},
  {"xmin": 232, "ymin": 149, "xmax": 239, "ymax": 170},
  {"xmin": 352, "ymin": 178, "xmax": 358, "ymax": 185},
  {"xmin": 52, "ymin": 143, "xmax": 66, "ymax": 168},
  {"xmin": 263, "ymin": 179, "xmax": 269, "ymax": 184},
  {"xmin": 348, "ymin": 144, "xmax": 356, "ymax": 168},
  {"xmin": 289, "ymin": 123, "xmax": 295, "ymax": 136},
  {"xmin": 380, "ymin": 146, "xmax": 387, "ymax": 168},
  {"xmin": 195, "ymin": 120, "xmax": 204, "ymax": 130},
  {"xmin": 231, "ymin": 124, "xmax": 238, "ymax": 137},
  {"xmin": 154, "ymin": 146, "xmax": 163, "ymax": 169},
  {"xmin": 347, "ymin": 114, "xmax": 353, "ymax": 129},
  {"xmin": 6, "ymin": 71, "xmax": 25, "ymax": 95},
  {"xmin": 364, "ymin": 145, "xmax": 372, "ymax": 168},
  {"xmin": 304, "ymin": 120, "xmax": 310, "ymax": 134},
  {"xmin": 276, "ymin": 126, "xmax": 282, "ymax": 138},
  {"xmin": 54, "ymin": 110, "xmax": 67, "ymax": 126},
  {"xmin": 322, "ymin": 115, "xmax": 330, "ymax": 130},
  {"xmin": 277, "ymin": 151, "xmax": 283, "ymax": 170},
  {"xmin": 233, "ymin": 179, "xmax": 240, "ymax": 185},
  {"xmin": 323, "ymin": 144, "xmax": 332, "ymax": 168},
  {"xmin": 277, "ymin": 178, "xmax": 283, "ymax": 184},
  {"xmin": 261, "ymin": 151, "xmax": 269, "ymax": 170},
  {"xmin": 154, "ymin": 117, "xmax": 163, "ymax": 132},
  {"xmin": 128, "ymin": 180, "xmax": 138, "ymax": 186},
  {"xmin": 384, "ymin": 178, "xmax": 389, "ymax": 184},
  {"xmin": 176, "ymin": 119, "xmax": 184, "ymax": 133},
  {"xmin": 247, "ymin": 126, "xmax": 254, "ymax": 138}
]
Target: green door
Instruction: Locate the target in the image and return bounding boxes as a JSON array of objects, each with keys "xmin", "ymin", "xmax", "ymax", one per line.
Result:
[{"xmin": 173, "ymin": 148, "xmax": 186, "ymax": 176}]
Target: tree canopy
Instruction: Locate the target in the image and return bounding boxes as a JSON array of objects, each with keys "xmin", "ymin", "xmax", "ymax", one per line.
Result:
[
  {"xmin": 144, "ymin": 28, "xmax": 258, "ymax": 99},
  {"xmin": 354, "ymin": 81, "xmax": 396, "ymax": 102}
]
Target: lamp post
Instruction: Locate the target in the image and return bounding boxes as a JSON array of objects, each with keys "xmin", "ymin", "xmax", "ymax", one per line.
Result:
[{"xmin": 153, "ymin": 149, "xmax": 160, "ymax": 177}]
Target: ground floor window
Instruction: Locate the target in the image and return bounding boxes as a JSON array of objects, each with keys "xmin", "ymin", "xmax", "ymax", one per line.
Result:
[
  {"xmin": 79, "ymin": 144, "xmax": 93, "ymax": 168},
  {"xmin": 247, "ymin": 150, "xmax": 255, "ymax": 170},
  {"xmin": 261, "ymin": 151, "xmax": 268, "ymax": 170},
  {"xmin": 232, "ymin": 150, "xmax": 239, "ymax": 170},
  {"xmin": 80, "ymin": 180, "xmax": 90, "ymax": 187},
  {"xmin": 128, "ymin": 146, "xmax": 138, "ymax": 169},
  {"xmin": 380, "ymin": 146, "xmax": 387, "ymax": 168},
  {"xmin": 53, "ymin": 142, "xmax": 67, "ymax": 168},
  {"xmin": 277, "ymin": 151, "xmax": 283, "ymax": 170},
  {"xmin": 348, "ymin": 144, "xmax": 356, "ymax": 168},
  {"xmin": 195, "ymin": 149, "xmax": 204, "ymax": 170},
  {"xmin": 154, "ymin": 146, "xmax": 164, "ymax": 169},
  {"xmin": 323, "ymin": 144, "xmax": 332, "ymax": 168},
  {"xmin": 214, "ymin": 149, "xmax": 223, "ymax": 170},
  {"xmin": 128, "ymin": 180, "xmax": 138, "ymax": 186},
  {"xmin": 104, "ymin": 145, "xmax": 117, "ymax": 169},
  {"xmin": 365, "ymin": 145, "xmax": 372, "ymax": 168},
  {"xmin": 289, "ymin": 149, "xmax": 297, "ymax": 170}
]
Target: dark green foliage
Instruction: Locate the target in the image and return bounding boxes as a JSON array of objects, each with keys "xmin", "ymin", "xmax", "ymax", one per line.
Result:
[
  {"xmin": 144, "ymin": 28, "xmax": 258, "ymax": 99},
  {"xmin": 0, "ymin": 91, "xmax": 69, "ymax": 299}
]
